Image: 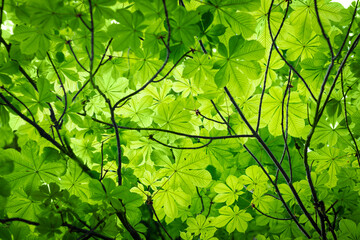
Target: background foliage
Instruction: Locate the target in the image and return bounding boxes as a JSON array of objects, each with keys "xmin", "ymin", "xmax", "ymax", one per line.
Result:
[{"xmin": 0, "ymin": 0, "xmax": 360, "ymax": 239}]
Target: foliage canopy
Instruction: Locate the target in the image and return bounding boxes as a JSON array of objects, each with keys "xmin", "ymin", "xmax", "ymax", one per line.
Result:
[{"xmin": 0, "ymin": 0, "xmax": 360, "ymax": 239}]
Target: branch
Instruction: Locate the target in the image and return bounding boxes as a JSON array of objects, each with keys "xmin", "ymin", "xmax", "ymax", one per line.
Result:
[
  {"xmin": 314, "ymin": 0, "xmax": 334, "ymax": 59},
  {"xmin": 47, "ymin": 52, "xmax": 68, "ymax": 123},
  {"xmin": 93, "ymin": 38, "xmax": 113, "ymax": 76},
  {"xmin": 149, "ymin": 203, "xmax": 173, "ymax": 240},
  {"xmin": 0, "ymin": 218, "xmax": 114, "ymax": 240},
  {"xmin": 251, "ymin": 204, "xmax": 292, "ymax": 221},
  {"xmin": 224, "ymin": 87, "xmax": 321, "ymax": 235},
  {"xmin": 149, "ymin": 135, "xmax": 213, "ymax": 150},
  {"xmin": 276, "ymin": 69, "xmax": 293, "ymax": 183},
  {"xmin": 82, "ymin": 114, "xmax": 254, "ymax": 140},
  {"xmin": 334, "ymin": 0, "xmax": 359, "ymax": 59},
  {"xmin": 67, "ymin": 40, "xmax": 89, "ymax": 73},
  {"xmin": 112, "ymin": 0, "xmax": 172, "ymax": 110},
  {"xmin": 256, "ymin": 0, "xmax": 290, "ymax": 132},
  {"xmin": 0, "ymin": 92, "xmax": 93, "ymax": 176},
  {"xmin": 0, "ymin": 86, "xmax": 35, "ymax": 122},
  {"xmin": 340, "ymin": 70, "xmax": 360, "ymax": 166},
  {"xmin": 195, "ymin": 109, "xmax": 226, "ymax": 124},
  {"xmin": 267, "ymin": 1, "xmax": 317, "ymax": 102},
  {"xmin": 153, "ymin": 50, "xmax": 192, "ymax": 83},
  {"xmin": 243, "ymin": 145, "xmax": 310, "ymax": 238}
]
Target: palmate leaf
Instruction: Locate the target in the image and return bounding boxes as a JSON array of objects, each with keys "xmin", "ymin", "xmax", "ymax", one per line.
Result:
[
  {"xmin": 300, "ymin": 53, "xmax": 329, "ymax": 93},
  {"xmin": 108, "ymin": 9, "xmax": 147, "ymax": 51},
  {"xmin": 157, "ymin": 149, "xmax": 212, "ymax": 193},
  {"xmin": 261, "ymin": 86, "xmax": 308, "ymax": 138},
  {"xmin": 309, "ymin": 148, "xmax": 349, "ymax": 188},
  {"xmin": 240, "ymin": 165, "xmax": 270, "ymax": 193},
  {"xmin": 201, "ymin": 0, "xmax": 259, "ymax": 38},
  {"xmin": 11, "ymin": 25, "xmax": 50, "ymax": 57},
  {"xmin": 253, "ymin": 0, "xmax": 285, "ymax": 49},
  {"xmin": 289, "ymin": 0, "xmax": 344, "ymax": 35},
  {"xmin": 153, "ymin": 99, "xmax": 195, "ymax": 134},
  {"xmin": 6, "ymin": 189, "xmax": 41, "ymax": 220},
  {"xmin": 120, "ymin": 95, "xmax": 154, "ymax": 127},
  {"xmin": 96, "ymin": 76, "xmax": 129, "ymax": 104},
  {"xmin": 214, "ymin": 35, "xmax": 264, "ymax": 90},
  {"xmin": 213, "ymin": 175, "xmax": 244, "ymax": 205},
  {"xmin": 185, "ymin": 214, "xmax": 216, "ymax": 237},
  {"xmin": 183, "ymin": 53, "xmax": 216, "ymax": 88},
  {"xmin": 169, "ymin": 8, "xmax": 200, "ymax": 47},
  {"xmin": 61, "ymin": 160, "xmax": 91, "ymax": 200},
  {"xmin": 5, "ymin": 141, "xmax": 66, "ymax": 194},
  {"xmin": 338, "ymin": 219, "xmax": 360, "ymax": 240},
  {"xmin": 215, "ymin": 205, "xmax": 253, "ymax": 233},
  {"xmin": 28, "ymin": 0, "xmax": 69, "ymax": 30},
  {"xmin": 277, "ymin": 27, "xmax": 320, "ymax": 61},
  {"xmin": 153, "ymin": 186, "xmax": 191, "ymax": 220}
]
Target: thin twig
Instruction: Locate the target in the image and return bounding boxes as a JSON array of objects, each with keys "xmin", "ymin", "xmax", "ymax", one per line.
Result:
[
  {"xmin": 252, "ymin": 204, "xmax": 292, "ymax": 221},
  {"xmin": 335, "ymin": 0, "xmax": 359, "ymax": 59},
  {"xmin": 150, "ymin": 204, "xmax": 173, "ymax": 240},
  {"xmin": 0, "ymin": 86, "xmax": 36, "ymax": 122},
  {"xmin": 256, "ymin": 0, "xmax": 290, "ymax": 132},
  {"xmin": 267, "ymin": 1, "xmax": 317, "ymax": 102},
  {"xmin": 150, "ymin": 135, "xmax": 212, "ymax": 149},
  {"xmin": 196, "ymin": 187, "xmax": 205, "ymax": 215},
  {"xmin": 195, "ymin": 109, "xmax": 225, "ymax": 124},
  {"xmin": 153, "ymin": 50, "xmax": 192, "ymax": 83},
  {"xmin": 314, "ymin": 0, "xmax": 334, "ymax": 59},
  {"xmin": 340, "ymin": 70, "xmax": 360, "ymax": 166},
  {"xmin": 67, "ymin": 40, "xmax": 89, "ymax": 73},
  {"xmin": 243, "ymin": 144, "xmax": 309, "ymax": 238},
  {"xmin": 112, "ymin": 0, "xmax": 172, "ymax": 110},
  {"xmin": 225, "ymin": 87, "xmax": 320, "ymax": 236},
  {"xmin": 0, "ymin": 218, "xmax": 114, "ymax": 240},
  {"xmin": 47, "ymin": 53, "xmax": 68, "ymax": 123}
]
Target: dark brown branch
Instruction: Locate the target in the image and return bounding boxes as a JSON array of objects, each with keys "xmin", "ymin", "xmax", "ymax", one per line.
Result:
[
  {"xmin": 243, "ymin": 144, "xmax": 309, "ymax": 238},
  {"xmin": 149, "ymin": 203, "xmax": 173, "ymax": 240},
  {"xmin": 0, "ymin": 92, "xmax": 93, "ymax": 176},
  {"xmin": 334, "ymin": 0, "xmax": 359, "ymax": 59},
  {"xmin": 153, "ymin": 50, "xmax": 192, "ymax": 83},
  {"xmin": 196, "ymin": 109, "xmax": 226, "ymax": 124},
  {"xmin": 224, "ymin": 87, "xmax": 320, "ymax": 236},
  {"xmin": 67, "ymin": 40, "xmax": 89, "ymax": 73},
  {"xmin": 267, "ymin": 1, "xmax": 317, "ymax": 102},
  {"xmin": 0, "ymin": 218, "xmax": 114, "ymax": 240},
  {"xmin": 277, "ymin": 69, "xmax": 293, "ymax": 183},
  {"xmin": 112, "ymin": 0, "xmax": 172, "ymax": 110},
  {"xmin": 47, "ymin": 53, "xmax": 67, "ymax": 123},
  {"xmin": 252, "ymin": 204, "xmax": 292, "ymax": 221},
  {"xmin": 340, "ymin": 70, "xmax": 360, "ymax": 166},
  {"xmin": 256, "ymin": 0, "xmax": 290, "ymax": 132},
  {"xmin": 196, "ymin": 187, "xmax": 205, "ymax": 215},
  {"xmin": 314, "ymin": 0, "xmax": 334, "ymax": 59},
  {"xmin": 149, "ymin": 135, "xmax": 213, "ymax": 149},
  {"xmin": 0, "ymin": 86, "xmax": 35, "ymax": 122},
  {"xmin": 93, "ymin": 38, "xmax": 113, "ymax": 76}
]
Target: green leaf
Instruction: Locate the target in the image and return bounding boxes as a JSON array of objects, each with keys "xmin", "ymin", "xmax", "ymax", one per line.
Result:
[
  {"xmin": 170, "ymin": 8, "xmax": 200, "ymax": 47},
  {"xmin": 338, "ymin": 219, "xmax": 360, "ymax": 240},
  {"xmin": 12, "ymin": 25, "xmax": 50, "ymax": 56},
  {"xmin": 215, "ymin": 205, "xmax": 253, "ymax": 233},
  {"xmin": 0, "ymin": 153, "xmax": 14, "ymax": 175},
  {"xmin": 153, "ymin": 186, "xmax": 191, "ymax": 219},
  {"xmin": 213, "ymin": 175, "xmax": 244, "ymax": 205},
  {"xmin": 6, "ymin": 141, "xmax": 66, "ymax": 194},
  {"xmin": 108, "ymin": 9, "xmax": 147, "ymax": 51},
  {"xmin": 153, "ymin": 100, "xmax": 195, "ymax": 134},
  {"xmin": 261, "ymin": 87, "xmax": 307, "ymax": 137},
  {"xmin": 186, "ymin": 215, "xmax": 216, "ymax": 236}
]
